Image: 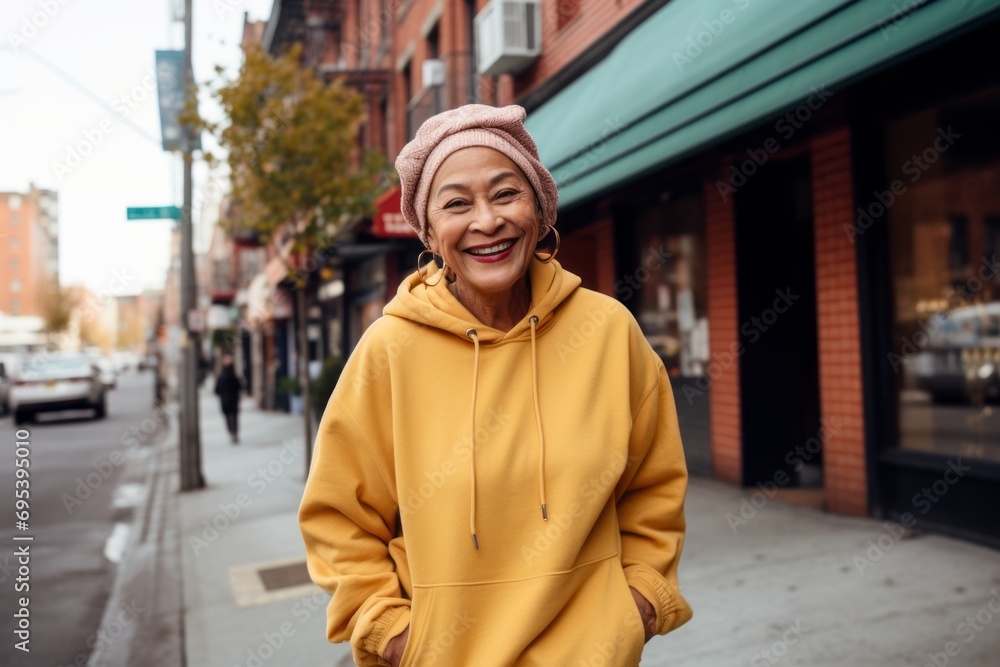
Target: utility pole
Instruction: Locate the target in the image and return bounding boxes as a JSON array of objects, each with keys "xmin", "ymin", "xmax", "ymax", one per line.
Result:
[
  {"xmin": 179, "ymin": 0, "xmax": 204, "ymax": 490},
  {"xmin": 297, "ymin": 283, "xmax": 313, "ymax": 480}
]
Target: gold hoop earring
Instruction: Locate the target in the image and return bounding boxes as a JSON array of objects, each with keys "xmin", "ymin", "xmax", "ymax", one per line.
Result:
[
  {"xmin": 417, "ymin": 249, "xmax": 447, "ymax": 287},
  {"xmin": 533, "ymin": 227, "xmax": 561, "ymax": 264}
]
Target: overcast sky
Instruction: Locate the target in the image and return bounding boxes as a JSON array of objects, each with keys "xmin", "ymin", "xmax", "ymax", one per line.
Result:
[{"xmin": 1, "ymin": 0, "xmax": 274, "ymax": 296}]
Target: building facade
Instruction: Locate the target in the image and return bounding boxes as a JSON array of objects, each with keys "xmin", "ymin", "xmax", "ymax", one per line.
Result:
[
  {"xmin": 0, "ymin": 185, "xmax": 59, "ymax": 317},
  {"xmin": 238, "ymin": 0, "xmax": 1000, "ymax": 546},
  {"xmin": 513, "ymin": 0, "xmax": 1000, "ymax": 545}
]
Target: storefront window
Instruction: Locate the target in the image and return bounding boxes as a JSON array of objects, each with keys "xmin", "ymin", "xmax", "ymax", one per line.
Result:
[
  {"xmin": 631, "ymin": 192, "xmax": 710, "ymax": 378},
  {"xmin": 627, "ymin": 189, "xmax": 711, "ymax": 476},
  {"xmin": 887, "ymin": 86, "xmax": 1000, "ymax": 462}
]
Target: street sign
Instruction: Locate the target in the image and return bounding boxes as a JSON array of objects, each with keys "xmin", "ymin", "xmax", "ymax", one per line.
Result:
[
  {"xmin": 155, "ymin": 50, "xmax": 202, "ymax": 151},
  {"xmin": 127, "ymin": 206, "xmax": 182, "ymax": 220}
]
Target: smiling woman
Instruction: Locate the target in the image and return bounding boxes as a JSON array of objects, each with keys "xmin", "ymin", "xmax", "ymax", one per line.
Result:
[{"xmin": 299, "ymin": 104, "xmax": 693, "ymax": 667}]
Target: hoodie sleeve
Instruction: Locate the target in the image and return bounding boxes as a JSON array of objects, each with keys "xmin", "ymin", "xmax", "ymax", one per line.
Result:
[
  {"xmin": 615, "ymin": 347, "xmax": 694, "ymax": 636},
  {"xmin": 298, "ymin": 331, "xmax": 410, "ymax": 666}
]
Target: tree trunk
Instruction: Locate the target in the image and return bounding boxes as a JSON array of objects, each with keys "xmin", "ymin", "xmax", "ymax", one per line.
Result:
[{"xmin": 297, "ymin": 286, "xmax": 313, "ymax": 479}]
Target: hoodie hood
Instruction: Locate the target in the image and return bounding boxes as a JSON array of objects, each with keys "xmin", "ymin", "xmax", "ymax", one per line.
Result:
[{"xmin": 384, "ymin": 258, "xmax": 582, "ymax": 343}]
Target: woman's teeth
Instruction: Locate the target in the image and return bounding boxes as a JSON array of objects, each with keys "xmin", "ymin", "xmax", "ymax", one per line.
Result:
[{"xmin": 467, "ymin": 240, "xmax": 514, "ymax": 256}]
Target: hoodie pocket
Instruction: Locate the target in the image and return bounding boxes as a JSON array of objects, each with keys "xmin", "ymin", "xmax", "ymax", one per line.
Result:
[{"xmin": 397, "ymin": 586, "xmax": 479, "ymax": 666}]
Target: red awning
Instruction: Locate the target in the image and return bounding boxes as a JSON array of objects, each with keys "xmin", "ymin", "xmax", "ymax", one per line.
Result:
[{"xmin": 372, "ymin": 186, "xmax": 415, "ymax": 238}]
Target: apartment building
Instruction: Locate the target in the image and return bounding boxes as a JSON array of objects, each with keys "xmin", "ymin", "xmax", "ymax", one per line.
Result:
[{"xmin": 0, "ymin": 185, "xmax": 58, "ymax": 317}]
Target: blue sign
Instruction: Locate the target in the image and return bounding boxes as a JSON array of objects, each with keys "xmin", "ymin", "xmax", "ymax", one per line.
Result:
[{"xmin": 155, "ymin": 50, "xmax": 201, "ymax": 151}]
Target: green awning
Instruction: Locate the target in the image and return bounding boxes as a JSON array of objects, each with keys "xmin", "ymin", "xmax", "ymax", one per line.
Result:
[{"xmin": 525, "ymin": 0, "xmax": 1000, "ymax": 209}]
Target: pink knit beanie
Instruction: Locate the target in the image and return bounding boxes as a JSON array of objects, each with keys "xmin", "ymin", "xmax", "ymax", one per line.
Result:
[{"xmin": 395, "ymin": 104, "xmax": 558, "ymax": 248}]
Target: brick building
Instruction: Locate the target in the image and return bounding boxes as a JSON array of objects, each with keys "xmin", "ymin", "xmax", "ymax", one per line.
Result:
[
  {"xmin": 515, "ymin": 0, "xmax": 1000, "ymax": 545},
  {"xmin": 0, "ymin": 185, "xmax": 58, "ymax": 317},
  {"xmin": 250, "ymin": 0, "xmax": 1000, "ymax": 546}
]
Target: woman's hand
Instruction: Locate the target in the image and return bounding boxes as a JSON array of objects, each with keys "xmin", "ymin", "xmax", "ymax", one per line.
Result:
[
  {"xmin": 383, "ymin": 625, "xmax": 410, "ymax": 667},
  {"xmin": 629, "ymin": 586, "xmax": 657, "ymax": 643}
]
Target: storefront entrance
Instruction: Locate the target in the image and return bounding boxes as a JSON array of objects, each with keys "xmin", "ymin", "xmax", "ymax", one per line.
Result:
[{"xmin": 734, "ymin": 155, "xmax": 823, "ymax": 488}]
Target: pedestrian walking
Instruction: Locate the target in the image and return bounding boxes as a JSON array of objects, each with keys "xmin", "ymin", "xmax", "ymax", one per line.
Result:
[
  {"xmin": 153, "ymin": 348, "xmax": 165, "ymax": 407},
  {"xmin": 299, "ymin": 104, "xmax": 693, "ymax": 667},
  {"xmin": 214, "ymin": 353, "xmax": 241, "ymax": 444}
]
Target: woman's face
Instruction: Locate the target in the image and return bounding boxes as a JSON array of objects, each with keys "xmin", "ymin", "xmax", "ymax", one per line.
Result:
[{"xmin": 426, "ymin": 147, "xmax": 540, "ymax": 299}]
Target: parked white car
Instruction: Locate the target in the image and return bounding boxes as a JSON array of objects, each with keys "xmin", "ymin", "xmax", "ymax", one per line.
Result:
[
  {"xmin": 111, "ymin": 350, "xmax": 141, "ymax": 373},
  {"xmin": 11, "ymin": 352, "xmax": 107, "ymax": 425},
  {"xmin": 0, "ymin": 355, "xmax": 14, "ymax": 415},
  {"xmin": 96, "ymin": 357, "xmax": 118, "ymax": 390}
]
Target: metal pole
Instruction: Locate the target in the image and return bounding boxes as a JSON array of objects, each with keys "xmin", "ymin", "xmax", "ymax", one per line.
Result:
[
  {"xmin": 180, "ymin": 0, "xmax": 204, "ymax": 490},
  {"xmin": 297, "ymin": 286, "xmax": 313, "ymax": 479}
]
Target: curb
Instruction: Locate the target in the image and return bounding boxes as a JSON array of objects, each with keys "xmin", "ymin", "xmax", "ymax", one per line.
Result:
[{"xmin": 87, "ymin": 407, "xmax": 185, "ymax": 667}]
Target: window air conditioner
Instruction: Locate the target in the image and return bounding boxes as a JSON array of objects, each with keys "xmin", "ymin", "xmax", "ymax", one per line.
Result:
[
  {"xmin": 475, "ymin": 0, "xmax": 542, "ymax": 76},
  {"xmin": 423, "ymin": 58, "xmax": 446, "ymax": 88}
]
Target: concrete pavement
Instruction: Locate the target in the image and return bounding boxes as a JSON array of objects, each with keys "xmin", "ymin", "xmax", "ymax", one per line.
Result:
[
  {"xmin": 649, "ymin": 479, "xmax": 1000, "ymax": 666},
  {"xmin": 179, "ymin": 388, "xmax": 351, "ymax": 667},
  {"xmin": 102, "ymin": 383, "xmax": 1000, "ymax": 666}
]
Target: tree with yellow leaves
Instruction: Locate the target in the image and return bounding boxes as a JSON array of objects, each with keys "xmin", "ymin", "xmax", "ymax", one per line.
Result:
[{"xmin": 196, "ymin": 43, "xmax": 391, "ymax": 466}]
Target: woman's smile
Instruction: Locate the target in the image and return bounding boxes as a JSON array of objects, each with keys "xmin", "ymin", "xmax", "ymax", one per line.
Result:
[{"xmin": 466, "ymin": 238, "xmax": 518, "ymax": 262}]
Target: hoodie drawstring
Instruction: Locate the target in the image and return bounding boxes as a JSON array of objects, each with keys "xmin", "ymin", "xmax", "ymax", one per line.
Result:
[
  {"xmin": 465, "ymin": 319, "xmax": 548, "ymax": 550},
  {"xmin": 529, "ymin": 316, "xmax": 548, "ymax": 522},
  {"xmin": 466, "ymin": 328, "xmax": 481, "ymax": 550}
]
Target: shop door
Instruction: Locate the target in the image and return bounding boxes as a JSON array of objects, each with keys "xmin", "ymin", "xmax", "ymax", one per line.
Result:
[{"xmin": 734, "ymin": 155, "xmax": 822, "ymax": 487}]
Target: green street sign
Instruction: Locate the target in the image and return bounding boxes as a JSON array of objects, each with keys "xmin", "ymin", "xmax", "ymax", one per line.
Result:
[{"xmin": 127, "ymin": 206, "xmax": 182, "ymax": 220}]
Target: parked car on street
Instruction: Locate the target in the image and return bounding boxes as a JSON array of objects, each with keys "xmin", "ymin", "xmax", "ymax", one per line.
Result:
[
  {"xmin": 10, "ymin": 352, "xmax": 107, "ymax": 424},
  {"xmin": 111, "ymin": 350, "xmax": 140, "ymax": 373},
  {"xmin": 0, "ymin": 357, "xmax": 13, "ymax": 416},
  {"xmin": 96, "ymin": 357, "xmax": 118, "ymax": 390}
]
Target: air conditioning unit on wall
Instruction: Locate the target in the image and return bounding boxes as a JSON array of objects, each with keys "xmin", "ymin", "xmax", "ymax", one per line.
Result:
[
  {"xmin": 475, "ymin": 0, "xmax": 542, "ymax": 76},
  {"xmin": 423, "ymin": 59, "xmax": 445, "ymax": 87}
]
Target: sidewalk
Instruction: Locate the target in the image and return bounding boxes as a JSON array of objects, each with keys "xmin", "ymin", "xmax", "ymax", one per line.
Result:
[
  {"xmin": 180, "ymin": 389, "xmax": 999, "ymax": 667},
  {"xmin": 105, "ymin": 386, "xmax": 999, "ymax": 666},
  {"xmin": 179, "ymin": 387, "xmax": 352, "ymax": 667},
  {"xmin": 649, "ymin": 479, "xmax": 1000, "ymax": 666}
]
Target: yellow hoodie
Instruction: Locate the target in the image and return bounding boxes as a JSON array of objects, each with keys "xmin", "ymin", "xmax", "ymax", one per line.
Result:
[{"xmin": 299, "ymin": 259, "xmax": 692, "ymax": 666}]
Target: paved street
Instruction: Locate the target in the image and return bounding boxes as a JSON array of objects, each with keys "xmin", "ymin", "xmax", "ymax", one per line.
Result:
[{"xmin": 0, "ymin": 370, "xmax": 165, "ymax": 667}]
